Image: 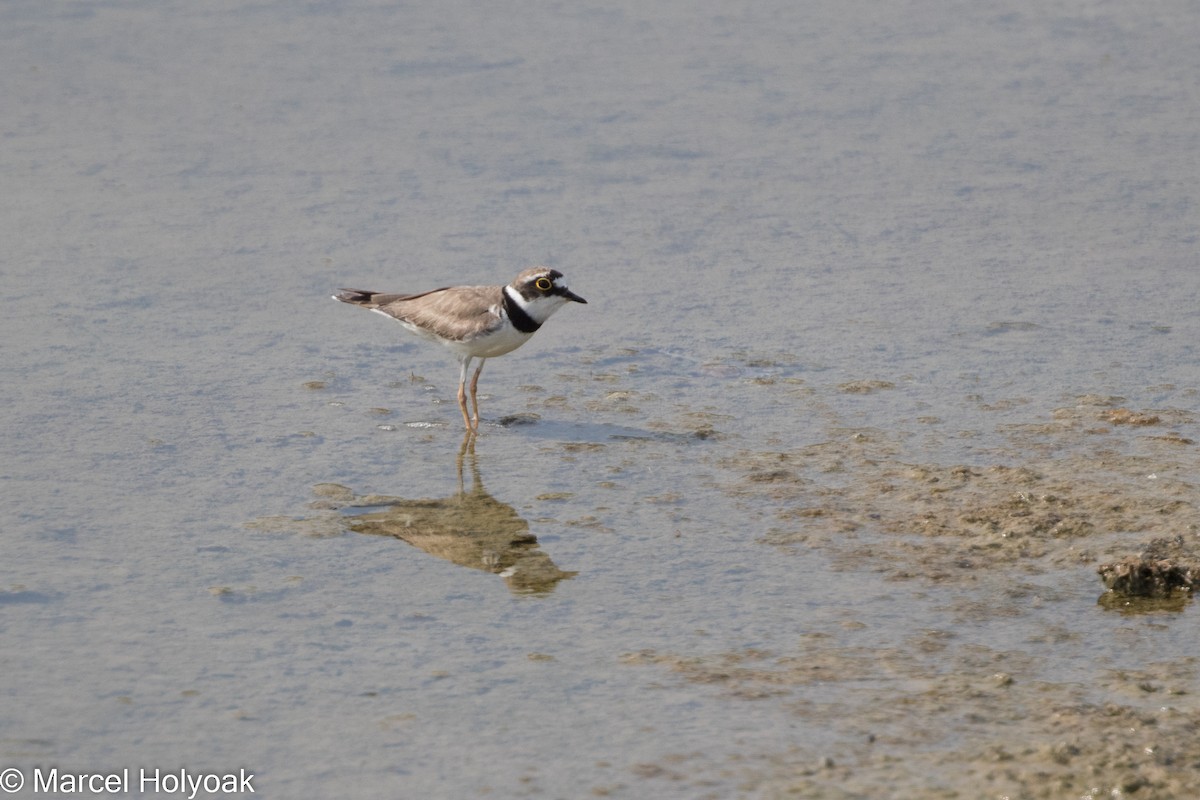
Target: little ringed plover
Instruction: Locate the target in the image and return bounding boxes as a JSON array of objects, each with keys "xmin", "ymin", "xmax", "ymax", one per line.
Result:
[{"xmin": 333, "ymin": 267, "xmax": 586, "ymax": 431}]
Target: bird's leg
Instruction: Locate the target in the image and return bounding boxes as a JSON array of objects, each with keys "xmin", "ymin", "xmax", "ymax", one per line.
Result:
[
  {"xmin": 457, "ymin": 357, "xmax": 473, "ymax": 431},
  {"xmin": 468, "ymin": 359, "xmax": 486, "ymax": 430}
]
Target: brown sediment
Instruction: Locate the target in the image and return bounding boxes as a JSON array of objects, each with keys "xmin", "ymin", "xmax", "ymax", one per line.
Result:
[
  {"xmin": 718, "ymin": 403, "xmax": 1200, "ymax": 589},
  {"xmin": 650, "ymin": 399, "xmax": 1200, "ymax": 797},
  {"xmin": 622, "ymin": 644, "xmax": 1200, "ymax": 799}
]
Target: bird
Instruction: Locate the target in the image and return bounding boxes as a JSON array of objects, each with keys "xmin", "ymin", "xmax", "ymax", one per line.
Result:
[{"xmin": 333, "ymin": 267, "xmax": 586, "ymax": 432}]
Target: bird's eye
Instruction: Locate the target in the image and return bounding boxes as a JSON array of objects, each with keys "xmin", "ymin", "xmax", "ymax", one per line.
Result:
[{"xmin": 534, "ymin": 277, "xmax": 553, "ymax": 291}]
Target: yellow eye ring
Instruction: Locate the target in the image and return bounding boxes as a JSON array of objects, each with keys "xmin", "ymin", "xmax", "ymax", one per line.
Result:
[{"xmin": 534, "ymin": 277, "xmax": 553, "ymax": 291}]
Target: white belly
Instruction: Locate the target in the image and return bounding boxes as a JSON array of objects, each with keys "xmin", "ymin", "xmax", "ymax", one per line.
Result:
[
  {"xmin": 454, "ymin": 324, "xmax": 535, "ymax": 358},
  {"xmin": 394, "ymin": 318, "xmax": 533, "ymax": 360}
]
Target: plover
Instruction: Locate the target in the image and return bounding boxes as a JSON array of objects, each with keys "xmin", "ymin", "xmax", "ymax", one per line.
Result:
[{"xmin": 333, "ymin": 267, "xmax": 586, "ymax": 431}]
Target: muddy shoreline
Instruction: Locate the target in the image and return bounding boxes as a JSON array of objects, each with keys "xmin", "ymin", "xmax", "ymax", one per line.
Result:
[{"xmin": 629, "ymin": 393, "xmax": 1200, "ymax": 798}]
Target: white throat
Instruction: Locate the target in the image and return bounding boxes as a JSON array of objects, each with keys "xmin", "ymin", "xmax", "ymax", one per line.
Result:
[{"xmin": 504, "ymin": 285, "xmax": 568, "ymax": 326}]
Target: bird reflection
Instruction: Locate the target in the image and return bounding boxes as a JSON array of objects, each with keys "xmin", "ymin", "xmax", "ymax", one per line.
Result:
[{"xmin": 340, "ymin": 434, "xmax": 577, "ymax": 595}]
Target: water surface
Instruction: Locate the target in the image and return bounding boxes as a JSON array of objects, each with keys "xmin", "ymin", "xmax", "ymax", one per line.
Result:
[{"xmin": 3, "ymin": 1, "xmax": 1199, "ymax": 797}]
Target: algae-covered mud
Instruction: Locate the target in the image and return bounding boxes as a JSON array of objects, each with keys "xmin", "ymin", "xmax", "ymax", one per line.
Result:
[
  {"xmin": 723, "ymin": 395, "xmax": 1200, "ymax": 590},
  {"xmin": 698, "ymin": 387, "xmax": 1200, "ymax": 798}
]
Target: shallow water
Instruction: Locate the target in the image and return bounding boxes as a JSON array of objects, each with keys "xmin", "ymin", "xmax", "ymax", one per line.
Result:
[{"xmin": 4, "ymin": 1, "xmax": 1200, "ymax": 797}]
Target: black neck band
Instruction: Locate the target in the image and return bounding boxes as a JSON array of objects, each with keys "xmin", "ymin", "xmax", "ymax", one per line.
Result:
[{"xmin": 503, "ymin": 289, "xmax": 542, "ymax": 333}]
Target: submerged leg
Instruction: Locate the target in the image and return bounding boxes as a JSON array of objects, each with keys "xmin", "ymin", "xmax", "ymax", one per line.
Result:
[
  {"xmin": 456, "ymin": 357, "xmax": 474, "ymax": 431},
  {"xmin": 468, "ymin": 359, "xmax": 486, "ymax": 429}
]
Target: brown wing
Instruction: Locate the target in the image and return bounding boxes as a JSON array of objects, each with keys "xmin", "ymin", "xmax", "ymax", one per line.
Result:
[{"xmin": 372, "ymin": 285, "xmax": 504, "ymax": 342}]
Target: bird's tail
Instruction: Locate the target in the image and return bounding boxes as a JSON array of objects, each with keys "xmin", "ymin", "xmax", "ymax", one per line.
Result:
[{"xmin": 332, "ymin": 288, "xmax": 379, "ymax": 307}]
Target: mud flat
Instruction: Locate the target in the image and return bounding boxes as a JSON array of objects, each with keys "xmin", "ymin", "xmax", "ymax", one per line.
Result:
[{"xmin": 634, "ymin": 395, "xmax": 1200, "ymax": 798}]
